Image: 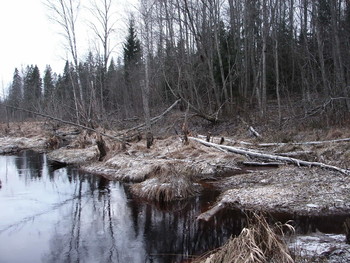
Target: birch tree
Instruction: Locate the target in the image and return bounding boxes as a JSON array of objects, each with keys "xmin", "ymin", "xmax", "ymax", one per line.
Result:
[
  {"xmin": 45, "ymin": 0, "xmax": 83, "ymax": 123},
  {"xmin": 139, "ymin": 0, "xmax": 153, "ymax": 147},
  {"xmin": 87, "ymin": 0, "xmax": 118, "ymax": 113}
]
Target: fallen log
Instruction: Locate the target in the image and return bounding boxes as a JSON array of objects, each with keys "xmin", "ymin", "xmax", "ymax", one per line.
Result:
[
  {"xmin": 278, "ymin": 151, "xmax": 313, "ymax": 157},
  {"xmin": 249, "ymin": 126, "xmax": 262, "ymax": 138},
  {"xmin": 250, "ymin": 137, "xmax": 350, "ymax": 147},
  {"xmin": 198, "ymin": 134, "xmax": 350, "ymax": 147},
  {"xmin": 189, "ymin": 137, "xmax": 350, "ymax": 175},
  {"xmin": 116, "ymin": 99, "xmax": 180, "ymax": 135},
  {"xmin": 197, "ymin": 202, "xmax": 228, "ymax": 221},
  {"xmin": 5, "ymin": 105, "xmax": 124, "ymax": 142},
  {"xmin": 241, "ymin": 161, "xmax": 281, "ymax": 167}
]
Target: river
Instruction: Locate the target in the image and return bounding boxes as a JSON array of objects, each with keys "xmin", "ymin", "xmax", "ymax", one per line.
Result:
[
  {"xmin": 0, "ymin": 151, "xmax": 348, "ymax": 263},
  {"xmin": 0, "ymin": 150, "xmax": 246, "ymax": 263}
]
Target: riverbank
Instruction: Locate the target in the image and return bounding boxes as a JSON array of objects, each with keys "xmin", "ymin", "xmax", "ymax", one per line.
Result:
[
  {"xmin": 1, "ymin": 119, "xmax": 350, "ymax": 262},
  {"xmin": 1, "ymin": 120, "xmax": 350, "ymax": 216}
]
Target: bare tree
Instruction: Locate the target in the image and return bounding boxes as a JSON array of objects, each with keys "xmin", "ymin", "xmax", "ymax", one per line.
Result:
[
  {"xmin": 272, "ymin": 0, "xmax": 281, "ymax": 123},
  {"xmin": 261, "ymin": 0, "xmax": 269, "ymax": 116},
  {"xmin": 45, "ymin": 0, "xmax": 84, "ymax": 123},
  {"xmin": 87, "ymin": 0, "xmax": 118, "ymax": 113},
  {"xmin": 139, "ymin": 0, "xmax": 154, "ymax": 147}
]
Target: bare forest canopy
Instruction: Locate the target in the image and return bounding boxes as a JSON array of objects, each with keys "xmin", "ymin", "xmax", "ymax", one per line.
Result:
[{"xmin": 3, "ymin": 0, "xmax": 350, "ymax": 127}]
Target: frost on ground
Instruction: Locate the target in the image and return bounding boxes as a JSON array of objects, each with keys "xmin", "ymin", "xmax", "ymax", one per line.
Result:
[
  {"xmin": 47, "ymin": 146, "xmax": 100, "ymax": 164},
  {"xmin": 215, "ymin": 166, "xmax": 350, "ymax": 216},
  {"xmin": 82, "ymin": 137, "xmax": 241, "ymax": 182},
  {"xmin": 1, "ymin": 121, "xmax": 350, "ymax": 215},
  {"xmin": 288, "ymin": 233, "xmax": 350, "ymax": 262},
  {"xmin": 0, "ymin": 136, "xmax": 47, "ymax": 154}
]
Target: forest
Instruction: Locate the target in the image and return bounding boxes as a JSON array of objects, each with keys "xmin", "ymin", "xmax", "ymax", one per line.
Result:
[
  {"xmin": 2, "ymin": 1, "xmax": 350, "ymax": 262},
  {"xmin": 2, "ymin": 0, "xmax": 350, "ymax": 129}
]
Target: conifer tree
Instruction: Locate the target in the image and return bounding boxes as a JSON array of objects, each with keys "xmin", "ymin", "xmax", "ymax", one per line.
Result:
[
  {"xmin": 56, "ymin": 62, "xmax": 73, "ymax": 106},
  {"xmin": 123, "ymin": 18, "xmax": 142, "ymax": 72},
  {"xmin": 23, "ymin": 65, "xmax": 42, "ymax": 111},
  {"xmin": 123, "ymin": 17, "xmax": 142, "ymax": 115},
  {"xmin": 8, "ymin": 68, "xmax": 23, "ymax": 108},
  {"xmin": 43, "ymin": 65, "xmax": 55, "ymax": 103},
  {"xmin": 105, "ymin": 58, "xmax": 116, "ymax": 110}
]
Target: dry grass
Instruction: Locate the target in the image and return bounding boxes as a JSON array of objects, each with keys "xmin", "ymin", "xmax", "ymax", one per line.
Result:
[
  {"xmin": 130, "ymin": 164, "xmax": 200, "ymax": 202},
  {"xmin": 195, "ymin": 213, "xmax": 294, "ymax": 263}
]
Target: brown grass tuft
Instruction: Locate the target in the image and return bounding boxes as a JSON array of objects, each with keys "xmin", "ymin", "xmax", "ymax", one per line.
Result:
[
  {"xmin": 195, "ymin": 212, "xmax": 294, "ymax": 263},
  {"xmin": 326, "ymin": 128, "xmax": 343, "ymax": 139},
  {"xmin": 131, "ymin": 164, "xmax": 200, "ymax": 202}
]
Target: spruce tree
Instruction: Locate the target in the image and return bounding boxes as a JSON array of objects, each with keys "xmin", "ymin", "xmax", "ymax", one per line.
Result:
[
  {"xmin": 123, "ymin": 17, "xmax": 142, "ymax": 114},
  {"xmin": 32, "ymin": 65, "xmax": 42, "ymax": 100},
  {"xmin": 105, "ymin": 58, "xmax": 116, "ymax": 110},
  {"xmin": 23, "ymin": 65, "xmax": 42, "ymax": 111},
  {"xmin": 56, "ymin": 61, "xmax": 72, "ymax": 106},
  {"xmin": 8, "ymin": 68, "xmax": 23, "ymax": 108},
  {"xmin": 43, "ymin": 65, "xmax": 55, "ymax": 103},
  {"xmin": 123, "ymin": 17, "xmax": 142, "ymax": 79}
]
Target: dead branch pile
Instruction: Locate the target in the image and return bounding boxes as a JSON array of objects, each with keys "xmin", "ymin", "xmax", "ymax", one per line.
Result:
[
  {"xmin": 130, "ymin": 164, "xmax": 200, "ymax": 202},
  {"xmin": 195, "ymin": 213, "xmax": 294, "ymax": 263}
]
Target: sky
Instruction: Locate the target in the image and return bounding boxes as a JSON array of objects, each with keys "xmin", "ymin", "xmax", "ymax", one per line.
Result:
[
  {"xmin": 0, "ymin": 0, "xmax": 63, "ymax": 93},
  {"xmin": 0, "ymin": 0, "xmax": 136, "ymax": 96}
]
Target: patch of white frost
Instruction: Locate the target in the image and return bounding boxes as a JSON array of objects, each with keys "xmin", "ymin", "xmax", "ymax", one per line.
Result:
[
  {"xmin": 0, "ymin": 136, "xmax": 47, "ymax": 153},
  {"xmin": 47, "ymin": 146, "xmax": 99, "ymax": 164},
  {"xmin": 289, "ymin": 233, "xmax": 350, "ymax": 262}
]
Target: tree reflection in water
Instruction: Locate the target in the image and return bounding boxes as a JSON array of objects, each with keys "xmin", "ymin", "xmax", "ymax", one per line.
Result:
[
  {"xmin": 0, "ymin": 151, "xmax": 245, "ymax": 263},
  {"xmin": 14, "ymin": 150, "xmax": 44, "ymax": 178}
]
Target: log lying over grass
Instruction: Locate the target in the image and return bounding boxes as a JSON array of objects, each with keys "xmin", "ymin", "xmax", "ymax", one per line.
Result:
[
  {"xmin": 198, "ymin": 134, "xmax": 350, "ymax": 147},
  {"xmin": 241, "ymin": 161, "xmax": 281, "ymax": 167},
  {"xmin": 189, "ymin": 137, "xmax": 350, "ymax": 175}
]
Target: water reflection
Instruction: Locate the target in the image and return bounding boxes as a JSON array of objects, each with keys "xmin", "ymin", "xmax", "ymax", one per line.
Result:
[
  {"xmin": 0, "ymin": 151, "xmax": 237, "ymax": 263},
  {"xmin": 14, "ymin": 150, "xmax": 44, "ymax": 178},
  {"xmin": 0, "ymin": 151, "xmax": 347, "ymax": 263}
]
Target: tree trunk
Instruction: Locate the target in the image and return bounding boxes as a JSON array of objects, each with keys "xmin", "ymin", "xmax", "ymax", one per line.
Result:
[
  {"xmin": 261, "ymin": 0, "xmax": 268, "ymax": 116},
  {"xmin": 141, "ymin": 0, "xmax": 153, "ymax": 148},
  {"xmin": 330, "ymin": 0, "xmax": 350, "ymax": 110}
]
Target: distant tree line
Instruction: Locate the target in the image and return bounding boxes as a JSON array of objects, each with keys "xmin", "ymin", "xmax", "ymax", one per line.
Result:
[{"xmin": 4, "ymin": 0, "xmax": 350, "ymax": 126}]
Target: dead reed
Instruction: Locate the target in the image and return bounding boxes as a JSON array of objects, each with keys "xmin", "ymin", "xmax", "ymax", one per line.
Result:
[
  {"xmin": 195, "ymin": 212, "xmax": 295, "ymax": 263},
  {"xmin": 130, "ymin": 163, "xmax": 200, "ymax": 202}
]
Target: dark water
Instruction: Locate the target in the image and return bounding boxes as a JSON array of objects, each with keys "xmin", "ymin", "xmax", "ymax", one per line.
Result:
[
  {"xmin": 0, "ymin": 151, "xmax": 348, "ymax": 263},
  {"xmin": 0, "ymin": 151, "xmax": 243, "ymax": 263}
]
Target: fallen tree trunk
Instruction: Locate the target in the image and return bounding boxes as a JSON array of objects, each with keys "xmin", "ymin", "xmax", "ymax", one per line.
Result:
[
  {"xmin": 117, "ymin": 99, "xmax": 181, "ymax": 135},
  {"xmin": 5, "ymin": 105, "xmax": 124, "ymax": 142},
  {"xmin": 197, "ymin": 202, "xmax": 228, "ymax": 221},
  {"xmin": 198, "ymin": 134, "xmax": 350, "ymax": 147},
  {"xmin": 189, "ymin": 137, "xmax": 350, "ymax": 175},
  {"xmin": 242, "ymin": 161, "xmax": 281, "ymax": 167},
  {"xmin": 162, "ymin": 74, "xmax": 223, "ymax": 123},
  {"xmin": 278, "ymin": 151, "xmax": 313, "ymax": 157},
  {"xmin": 248, "ymin": 138, "xmax": 350, "ymax": 147},
  {"xmin": 249, "ymin": 126, "xmax": 262, "ymax": 138}
]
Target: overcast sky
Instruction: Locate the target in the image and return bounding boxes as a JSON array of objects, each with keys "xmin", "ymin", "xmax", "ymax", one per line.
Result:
[{"xmin": 0, "ymin": 0, "xmax": 135, "ymax": 95}]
